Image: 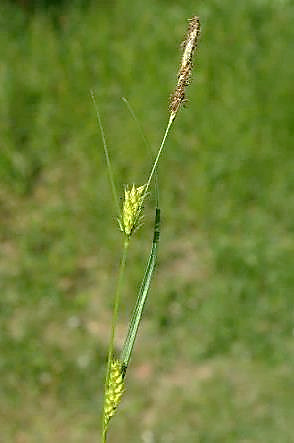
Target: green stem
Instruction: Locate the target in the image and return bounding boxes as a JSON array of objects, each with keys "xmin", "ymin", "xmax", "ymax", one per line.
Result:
[
  {"xmin": 101, "ymin": 237, "xmax": 130, "ymax": 442},
  {"xmin": 132, "ymin": 112, "xmax": 175, "ymax": 231},
  {"xmin": 144, "ymin": 112, "xmax": 175, "ymax": 198}
]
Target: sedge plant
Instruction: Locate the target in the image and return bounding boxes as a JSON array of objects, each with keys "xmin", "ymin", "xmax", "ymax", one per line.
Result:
[{"xmin": 93, "ymin": 16, "xmax": 201, "ymax": 442}]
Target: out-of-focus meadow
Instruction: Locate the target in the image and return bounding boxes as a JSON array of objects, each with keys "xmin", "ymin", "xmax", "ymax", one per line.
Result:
[{"xmin": 1, "ymin": 0, "xmax": 293, "ymax": 441}]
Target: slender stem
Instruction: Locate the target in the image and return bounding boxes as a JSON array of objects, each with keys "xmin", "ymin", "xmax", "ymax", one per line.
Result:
[
  {"xmin": 131, "ymin": 112, "xmax": 174, "ymax": 251},
  {"xmin": 102, "ymin": 427, "xmax": 106, "ymax": 443},
  {"xmin": 144, "ymin": 112, "xmax": 175, "ymax": 198},
  {"xmin": 101, "ymin": 237, "xmax": 130, "ymax": 442}
]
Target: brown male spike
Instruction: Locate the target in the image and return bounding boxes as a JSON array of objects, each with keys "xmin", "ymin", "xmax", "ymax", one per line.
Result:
[{"xmin": 169, "ymin": 16, "xmax": 201, "ymax": 116}]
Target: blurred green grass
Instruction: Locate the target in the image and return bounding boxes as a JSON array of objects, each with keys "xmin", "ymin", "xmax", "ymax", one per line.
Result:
[{"xmin": 0, "ymin": 0, "xmax": 293, "ymax": 441}]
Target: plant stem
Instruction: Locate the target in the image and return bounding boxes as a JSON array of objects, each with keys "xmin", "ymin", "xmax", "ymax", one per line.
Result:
[
  {"xmin": 101, "ymin": 237, "xmax": 130, "ymax": 442},
  {"xmin": 144, "ymin": 112, "xmax": 175, "ymax": 197}
]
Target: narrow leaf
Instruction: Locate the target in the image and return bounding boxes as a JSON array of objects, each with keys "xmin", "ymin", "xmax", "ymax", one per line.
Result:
[{"xmin": 120, "ymin": 207, "xmax": 160, "ymax": 373}]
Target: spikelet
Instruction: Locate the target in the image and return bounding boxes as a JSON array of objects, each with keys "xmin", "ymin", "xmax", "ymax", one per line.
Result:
[
  {"xmin": 118, "ymin": 184, "xmax": 146, "ymax": 236},
  {"xmin": 104, "ymin": 360, "xmax": 125, "ymax": 429},
  {"xmin": 169, "ymin": 16, "xmax": 200, "ymax": 116}
]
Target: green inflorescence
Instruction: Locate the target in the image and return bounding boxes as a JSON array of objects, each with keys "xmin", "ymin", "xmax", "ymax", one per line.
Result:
[
  {"xmin": 118, "ymin": 184, "xmax": 146, "ymax": 236},
  {"xmin": 103, "ymin": 360, "xmax": 125, "ymax": 429}
]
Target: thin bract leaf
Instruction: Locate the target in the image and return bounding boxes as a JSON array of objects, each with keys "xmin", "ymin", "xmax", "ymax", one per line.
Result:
[
  {"xmin": 91, "ymin": 90, "xmax": 121, "ymax": 217},
  {"xmin": 121, "ymin": 96, "xmax": 160, "ymax": 207}
]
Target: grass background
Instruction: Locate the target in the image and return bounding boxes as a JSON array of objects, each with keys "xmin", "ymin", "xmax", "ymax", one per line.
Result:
[{"xmin": 1, "ymin": 0, "xmax": 293, "ymax": 441}]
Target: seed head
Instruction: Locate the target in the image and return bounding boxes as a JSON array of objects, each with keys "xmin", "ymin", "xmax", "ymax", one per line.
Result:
[
  {"xmin": 118, "ymin": 184, "xmax": 146, "ymax": 237},
  {"xmin": 169, "ymin": 16, "xmax": 200, "ymax": 116},
  {"xmin": 104, "ymin": 360, "xmax": 125, "ymax": 429}
]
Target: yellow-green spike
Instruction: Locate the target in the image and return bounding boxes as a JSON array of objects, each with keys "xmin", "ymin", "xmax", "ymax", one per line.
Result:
[
  {"xmin": 118, "ymin": 184, "xmax": 146, "ymax": 236},
  {"xmin": 103, "ymin": 360, "xmax": 125, "ymax": 430}
]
